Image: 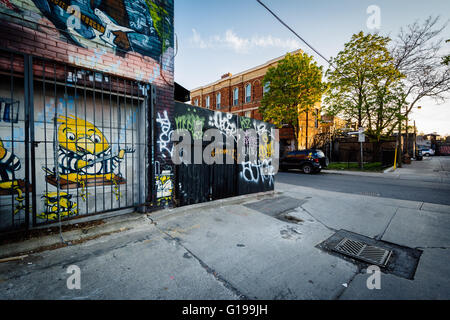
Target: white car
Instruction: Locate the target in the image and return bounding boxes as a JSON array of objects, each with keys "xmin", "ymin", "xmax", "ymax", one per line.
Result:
[{"xmin": 420, "ymin": 148, "xmax": 435, "ymax": 157}]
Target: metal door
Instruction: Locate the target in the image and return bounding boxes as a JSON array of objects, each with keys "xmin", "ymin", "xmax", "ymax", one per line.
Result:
[{"xmin": 0, "ymin": 48, "xmax": 149, "ymax": 233}]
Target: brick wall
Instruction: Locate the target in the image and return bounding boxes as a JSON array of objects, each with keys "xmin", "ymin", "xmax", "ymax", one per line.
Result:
[
  {"xmin": 0, "ymin": 0, "xmax": 175, "ymax": 211},
  {"xmin": 191, "ymin": 74, "xmax": 266, "ymax": 120}
]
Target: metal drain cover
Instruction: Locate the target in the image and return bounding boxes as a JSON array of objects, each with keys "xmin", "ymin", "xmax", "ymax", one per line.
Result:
[
  {"xmin": 318, "ymin": 230, "xmax": 422, "ymax": 279},
  {"xmin": 333, "ymin": 238, "xmax": 392, "ymax": 267}
]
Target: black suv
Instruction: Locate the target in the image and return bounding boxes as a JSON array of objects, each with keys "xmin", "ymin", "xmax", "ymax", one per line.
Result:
[{"xmin": 280, "ymin": 149, "xmax": 329, "ymax": 174}]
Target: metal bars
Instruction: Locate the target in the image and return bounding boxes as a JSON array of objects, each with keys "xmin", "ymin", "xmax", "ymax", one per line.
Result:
[{"xmin": 0, "ymin": 48, "xmax": 148, "ymax": 233}]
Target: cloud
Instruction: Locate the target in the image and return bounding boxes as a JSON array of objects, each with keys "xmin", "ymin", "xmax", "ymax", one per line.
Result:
[{"xmin": 189, "ymin": 29, "xmax": 300, "ymax": 53}]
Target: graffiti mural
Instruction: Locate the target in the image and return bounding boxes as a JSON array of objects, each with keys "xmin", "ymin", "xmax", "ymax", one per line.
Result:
[
  {"xmin": 155, "ymin": 169, "xmax": 172, "ymax": 206},
  {"xmin": 37, "ymin": 192, "xmax": 78, "ymax": 220},
  {"xmin": 238, "ymin": 119, "xmax": 275, "ymax": 195},
  {"xmin": 30, "ymin": 0, "xmax": 173, "ymax": 60},
  {"xmin": 175, "ymin": 109, "xmax": 205, "ymax": 140},
  {"xmin": 156, "ymin": 110, "xmax": 173, "ymax": 159},
  {"xmin": 0, "ymin": 138, "xmax": 26, "ymax": 214},
  {"xmin": 42, "ymin": 115, "xmax": 135, "ymax": 200},
  {"xmin": 208, "ymin": 112, "xmax": 237, "ymax": 139}
]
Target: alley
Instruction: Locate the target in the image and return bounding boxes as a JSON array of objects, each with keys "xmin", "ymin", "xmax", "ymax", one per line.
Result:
[{"xmin": 1, "ymin": 157, "xmax": 449, "ymax": 300}]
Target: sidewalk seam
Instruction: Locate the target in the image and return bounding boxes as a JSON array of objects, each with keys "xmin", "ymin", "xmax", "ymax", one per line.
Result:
[
  {"xmin": 152, "ymin": 219, "xmax": 249, "ymax": 300},
  {"xmin": 377, "ymin": 207, "xmax": 399, "ymax": 241},
  {"xmin": 299, "ymin": 204, "xmax": 336, "ymax": 232},
  {"xmin": 334, "ymin": 267, "xmax": 362, "ymax": 300}
]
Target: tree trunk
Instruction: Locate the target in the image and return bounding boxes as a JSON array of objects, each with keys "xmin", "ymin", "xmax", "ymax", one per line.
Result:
[
  {"xmin": 305, "ymin": 110, "xmax": 309, "ymax": 149},
  {"xmin": 373, "ymin": 140, "xmax": 382, "ymax": 162}
]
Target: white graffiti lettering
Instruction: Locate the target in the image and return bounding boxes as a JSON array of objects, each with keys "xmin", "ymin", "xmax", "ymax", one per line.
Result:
[
  {"xmin": 209, "ymin": 112, "xmax": 237, "ymax": 138},
  {"xmin": 156, "ymin": 111, "xmax": 173, "ymax": 158},
  {"xmin": 241, "ymin": 159, "xmax": 274, "ymax": 186}
]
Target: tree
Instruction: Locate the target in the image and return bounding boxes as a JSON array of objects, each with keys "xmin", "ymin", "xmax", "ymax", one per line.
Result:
[
  {"xmin": 260, "ymin": 52, "xmax": 326, "ymax": 149},
  {"xmin": 391, "ymin": 17, "xmax": 450, "ymax": 125},
  {"xmin": 444, "ymin": 39, "xmax": 450, "ymax": 66},
  {"xmin": 325, "ymin": 32, "xmax": 404, "ymax": 141},
  {"xmin": 324, "ymin": 32, "xmax": 409, "ymax": 166}
]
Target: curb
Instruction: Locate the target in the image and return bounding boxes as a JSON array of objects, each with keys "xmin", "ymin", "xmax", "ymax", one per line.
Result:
[
  {"xmin": 321, "ymin": 169, "xmax": 385, "ymax": 177},
  {"xmin": 383, "ymin": 166, "xmax": 396, "ymax": 173},
  {"xmin": 0, "ymin": 213, "xmax": 149, "ymax": 260},
  {"xmin": 149, "ymin": 190, "xmax": 277, "ymax": 222},
  {"xmin": 0, "ymin": 190, "xmax": 276, "ymax": 260}
]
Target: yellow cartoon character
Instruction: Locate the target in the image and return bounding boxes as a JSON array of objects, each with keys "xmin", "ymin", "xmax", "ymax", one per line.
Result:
[
  {"xmin": 156, "ymin": 171, "xmax": 173, "ymax": 205},
  {"xmin": 38, "ymin": 192, "xmax": 78, "ymax": 221},
  {"xmin": 44, "ymin": 116, "xmax": 134, "ymax": 199},
  {"xmin": 0, "ymin": 138, "xmax": 25, "ymax": 214}
]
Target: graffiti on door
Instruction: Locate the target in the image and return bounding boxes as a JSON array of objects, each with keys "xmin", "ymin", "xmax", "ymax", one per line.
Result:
[
  {"xmin": 0, "ymin": 138, "xmax": 26, "ymax": 215},
  {"xmin": 40, "ymin": 115, "xmax": 135, "ymax": 216}
]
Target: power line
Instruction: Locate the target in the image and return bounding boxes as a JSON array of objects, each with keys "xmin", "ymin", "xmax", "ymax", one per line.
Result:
[{"xmin": 256, "ymin": 0, "xmax": 331, "ymax": 65}]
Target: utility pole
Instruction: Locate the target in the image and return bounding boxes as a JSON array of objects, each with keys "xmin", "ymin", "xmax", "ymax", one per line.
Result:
[
  {"xmin": 414, "ymin": 120, "xmax": 417, "ymax": 158},
  {"xmin": 397, "ymin": 104, "xmax": 403, "ymax": 168}
]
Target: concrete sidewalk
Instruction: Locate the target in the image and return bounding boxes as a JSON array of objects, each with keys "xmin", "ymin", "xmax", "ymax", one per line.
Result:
[
  {"xmin": 0, "ymin": 183, "xmax": 449, "ymax": 299},
  {"xmin": 323, "ymin": 156, "xmax": 450, "ymax": 184}
]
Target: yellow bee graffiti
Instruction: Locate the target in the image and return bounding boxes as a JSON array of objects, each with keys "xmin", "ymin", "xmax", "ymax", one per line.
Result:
[
  {"xmin": 0, "ymin": 138, "xmax": 25, "ymax": 215},
  {"xmin": 44, "ymin": 115, "xmax": 134, "ymax": 200},
  {"xmin": 37, "ymin": 192, "xmax": 78, "ymax": 221}
]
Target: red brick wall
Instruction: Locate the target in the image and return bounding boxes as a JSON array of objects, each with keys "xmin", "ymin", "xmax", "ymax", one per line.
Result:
[
  {"xmin": 0, "ymin": 0, "xmax": 175, "ymax": 209},
  {"xmin": 191, "ymin": 74, "xmax": 266, "ymax": 119}
]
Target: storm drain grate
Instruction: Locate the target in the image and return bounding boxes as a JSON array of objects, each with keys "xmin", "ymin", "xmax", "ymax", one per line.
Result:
[{"xmin": 333, "ymin": 238, "xmax": 392, "ymax": 267}]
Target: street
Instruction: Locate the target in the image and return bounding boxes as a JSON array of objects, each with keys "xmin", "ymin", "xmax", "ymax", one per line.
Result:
[
  {"xmin": 0, "ymin": 157, "xmax": 449, "ymax": 300},
  {"xmin": 276, "ymin": 157, "xmax": 450, "ymax": 205}
]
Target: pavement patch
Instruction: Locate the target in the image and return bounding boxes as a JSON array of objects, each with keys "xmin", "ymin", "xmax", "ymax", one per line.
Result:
[{"xmin": 244, "ymin": 196, "xmax": 307, "ymax": 223}]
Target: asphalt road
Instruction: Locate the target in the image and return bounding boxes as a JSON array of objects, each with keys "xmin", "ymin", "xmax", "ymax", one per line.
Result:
[{"xmin": 275, "ymin": 167, "xmax": 450, "ymax": 206}]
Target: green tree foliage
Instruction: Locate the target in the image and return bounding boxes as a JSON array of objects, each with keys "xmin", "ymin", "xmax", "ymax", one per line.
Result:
[
  {"xmin": 444, "ymin": 39, "xmax": 450, "ymax": 66},
  {"xmin": 324, "ymin": 32, "xmax": 404, "ymax": 141},
  {"xmin": 260, "ymin": 52, "xmax": 326, "ymax": 147}
]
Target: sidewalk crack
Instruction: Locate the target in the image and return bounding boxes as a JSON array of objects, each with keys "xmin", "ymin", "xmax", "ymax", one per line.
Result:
[
  {"xmin": 334, "ymin": 267, "xmax": 361, "ymax": 300},
  {"xmin": 154, "ymin": 226, "xmax": 249, "ymax": 300},
  {"xmin": 377, "ymin": 207, "xmax": 399, "ymax": 241},
  {"xmin": 300, "ymin": 205, "xmax": 336, "ymax": 232}
]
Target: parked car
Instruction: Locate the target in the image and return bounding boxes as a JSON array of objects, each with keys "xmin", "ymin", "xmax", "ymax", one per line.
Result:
[
  {"xmin": 419, "ymin": 147, "xmax": 435, "ymax": 157},
  {"xmin": 280, "ymin": 149, "xmax": 329, "ymax": 174},
  {"xmin": 415, "ymin": 149, "xmax": 423, "ymax": 161}
]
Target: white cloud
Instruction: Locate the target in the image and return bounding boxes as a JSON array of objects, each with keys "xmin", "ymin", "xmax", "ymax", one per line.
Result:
[
  {"xmin": 189, "ymin": 29, "xmax": 300, "ymax": 53},
  {"xmin": 191, "ymin": 29, "xmax": 208, "ymax": 49}
]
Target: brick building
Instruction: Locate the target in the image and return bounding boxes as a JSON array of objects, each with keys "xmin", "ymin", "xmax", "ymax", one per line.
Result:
[
  {"xmin": 0, "ymin": 0, "xmax": 175, "ymax": 231},
  {"xmin": 190, "ymin": 50, "xmax": 323, "ymax": 153}
]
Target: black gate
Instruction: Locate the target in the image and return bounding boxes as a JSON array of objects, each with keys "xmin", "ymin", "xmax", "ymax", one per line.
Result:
[
  {"xmin": 174, "ymin": 103, "xmax": 275, "ymax": 206},
  {"xmin": 0, "ymin": 48, "xmax": 149, "ymax": 233}
]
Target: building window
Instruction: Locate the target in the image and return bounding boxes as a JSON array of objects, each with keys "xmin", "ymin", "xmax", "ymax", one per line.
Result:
[
  {"xmin": 245, "ymin": 111, "xmax": 251, "ymax": 118},
  {"xmin": 233, "ymin": 88, "xmax": 239, "ymax": 106},
  {"xmin": 245, "ymin": 84, "xmax": 251, "ymax": 103},
  {"xmin": 263, "ymin": 82, "xmax": 270, "ymax": 96},
  {"xmin": 194, "ymin": 99, "xmax": 199, "ymax": 106},
  {"xmin": 206, "ymin": 96, "xmax": 210, "ymax": 109},
  {"xmin": 216, "ymin": 92, "xmax": 221, "ymax": 109}
]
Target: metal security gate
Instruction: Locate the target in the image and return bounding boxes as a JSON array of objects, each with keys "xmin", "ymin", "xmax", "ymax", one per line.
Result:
[
  {"xmin": 174, "ymin": 102, "xmax": 275, "ymax": 206},
  {"xmin": 0, "ymin": 48, "xmax": 148, "ymax": 233}
]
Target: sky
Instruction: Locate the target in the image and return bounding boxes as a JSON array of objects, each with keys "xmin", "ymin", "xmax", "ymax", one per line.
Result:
[{"xmin": 174, "ymin": 0, "xmax": 450, "ymax": 136}]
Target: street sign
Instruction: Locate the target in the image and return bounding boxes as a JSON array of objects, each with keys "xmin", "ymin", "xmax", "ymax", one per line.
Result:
[{"xmin": 358, "ymin": 128, "xmax": 365, "ymax": 143}]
